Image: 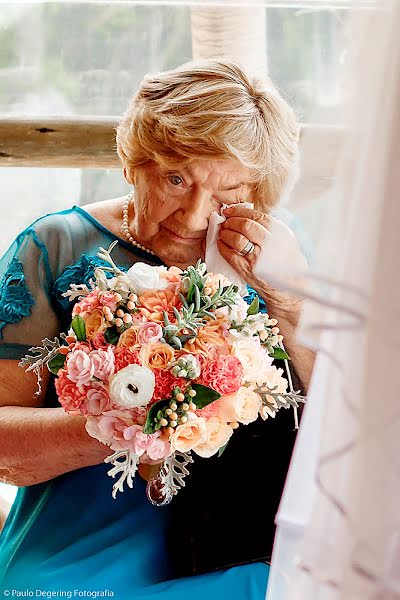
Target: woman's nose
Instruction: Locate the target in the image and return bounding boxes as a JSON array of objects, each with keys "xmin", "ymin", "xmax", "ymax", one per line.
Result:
[{"xmin": 176, "ymin": 188, "xmax": 213, "ymax": 232}]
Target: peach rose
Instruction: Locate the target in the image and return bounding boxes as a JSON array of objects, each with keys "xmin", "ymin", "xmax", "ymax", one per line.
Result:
[
  {"xmin": 117, "ymin": 326, "xmax": 140, "ymax": 348},
  {"xmin": 218, "ymin": 387, "xmax": 262, "ymax": 425},
  {"xmin": 170, "ymin": 417, "xmax": 208, "ymax": 453},
  {"xmin": 84, "ymin": 309, "xmax": 106, "ymax": 341},
  {"xmin": 193, "ymin": 417, "xmax": 234, "ymax": 458},
  {"xmin": 139, "ymin": 342, "xmax": 175, "ymax": 370}
]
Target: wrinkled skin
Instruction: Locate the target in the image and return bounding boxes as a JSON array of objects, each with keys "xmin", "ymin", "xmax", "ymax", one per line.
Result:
[{"xmin": 125, "ymin": 158, "xmax": 269, "ymax": 273}]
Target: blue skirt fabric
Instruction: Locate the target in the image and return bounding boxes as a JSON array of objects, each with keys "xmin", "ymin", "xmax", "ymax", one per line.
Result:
[{"xmin": 0, "ymin": 463, "xmax": 269, "ymax": 599}]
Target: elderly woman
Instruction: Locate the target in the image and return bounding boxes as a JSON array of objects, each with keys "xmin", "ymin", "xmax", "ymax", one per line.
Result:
[{"xmin": 0, "ymin": 59, "xmax": 313, "ymax": 598}]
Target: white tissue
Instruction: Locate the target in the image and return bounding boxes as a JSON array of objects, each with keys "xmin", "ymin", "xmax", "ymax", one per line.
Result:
[{"xmin": 205, "ymin": 202, "xmax": 308, "ymax": 289}]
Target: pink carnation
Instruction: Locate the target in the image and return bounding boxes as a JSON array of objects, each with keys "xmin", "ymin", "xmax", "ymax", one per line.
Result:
[
  {"xmin": 72, "ymin": 290, "xmax": 101, "ymax": 316},
  {"xmin": 151, "ymin": 369, "xmax": 188, "ymax": 404},
  {"xmin": 200, "ymin": 355, "xmax": 243, "ymax": 395},
  {"xmin": 55, "ymin": 369, "xmax": 86, "ymax": 414},
  {"xmin": 114, "ymin": 347, "xmax": 141, "ymax": 372},
  {"xmin": 90, "ymin": 347, "xmax": 115, "ymax": 381},
  {"xmin": 66, "ymin": 349, "xmax": 94, "ymax": 386},
  {"xmin": 98, "ymin": 292, "xmax": 118, "ymax": 312},
  {"xmin": 195, "ymin": 399, "xmax": 221, "ymax": 419}
]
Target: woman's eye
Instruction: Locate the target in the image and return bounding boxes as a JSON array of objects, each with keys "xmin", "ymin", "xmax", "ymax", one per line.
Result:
[{"xmin": 168, "ymin": 175, "xmax": 183, "ymax": 186}]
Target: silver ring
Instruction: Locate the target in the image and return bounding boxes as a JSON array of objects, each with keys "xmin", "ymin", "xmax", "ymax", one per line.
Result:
[{"xmin": 238, "ymin": 240, "xmax": 255, "ymax": 257}]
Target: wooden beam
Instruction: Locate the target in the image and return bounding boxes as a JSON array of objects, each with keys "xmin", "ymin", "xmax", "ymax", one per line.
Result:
[{"xmin": 0, "ymin": 116, "xmax": 120, "ymax": 168}]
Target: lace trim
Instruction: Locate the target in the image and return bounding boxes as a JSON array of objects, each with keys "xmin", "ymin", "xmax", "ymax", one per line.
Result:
[{"xmin": 0, "ymin": 258, "xmax": 35, "ymax": 338}]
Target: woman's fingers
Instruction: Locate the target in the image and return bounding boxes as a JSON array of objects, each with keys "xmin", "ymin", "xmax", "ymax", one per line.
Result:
[{"xmin": 220, "ymin": 217, "xmax": 268, "ymax": 246}]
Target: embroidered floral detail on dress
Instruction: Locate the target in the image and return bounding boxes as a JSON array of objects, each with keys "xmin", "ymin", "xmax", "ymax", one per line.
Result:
[
  {"xmin": 53, "ymin": 254, "xmax": 127, "ymax": 312},
  {"xmin": 244, "ymin": 285, "xmax": 267, "ymax": 314},
  {"xmin": 0, "ymin": 258, "xmax": 35, "ymax": 337}
]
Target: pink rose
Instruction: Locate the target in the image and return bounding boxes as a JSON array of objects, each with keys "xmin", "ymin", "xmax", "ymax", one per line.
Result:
[
  {"xmin": 66, "ymin": 349, "xmax": 94, "ymax": 386},
  {"xmin": 85, "ymin": 409, "xmax": 134, "ymax": 451},
  {"xmin": 91, "ymin": 333, "xmax": 108, "ymax": 350},
  {"xmin": 125, "ymin": 429, "xmax": 171, "ymax": 461},
  {"xmin": 200, "ymin": 356, "xmax": 243, "ymax": 395},
  {"xmin": 90, "ymin": 347, "xmax": 115, "ymax": 381},
  {"xmin": 138, "ymin": 322, "xmax": 163, "ymax": 345},
  {"xmin": 84, "ymin": 386, "xmax": 112, "ymax": 415}
]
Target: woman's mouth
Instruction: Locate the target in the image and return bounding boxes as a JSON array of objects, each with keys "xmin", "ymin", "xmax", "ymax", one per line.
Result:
[{"xmin": 162, "ymin": 226, "xmax": 204, "ymax": 246}]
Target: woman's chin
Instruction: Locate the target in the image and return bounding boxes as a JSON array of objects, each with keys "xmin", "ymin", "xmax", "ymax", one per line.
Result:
[{"xmin": 154, "ymin": 241, "xmax": 203, "ymax": 268}]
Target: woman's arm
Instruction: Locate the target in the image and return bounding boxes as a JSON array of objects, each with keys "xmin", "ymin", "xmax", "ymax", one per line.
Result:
[
  {"xmin": 253, "ymin": 280, "xmax": 315, "ymax": 393},
  {"xmin": 0, "ymin": 362, "xmax": 111, "ymax": 487}
]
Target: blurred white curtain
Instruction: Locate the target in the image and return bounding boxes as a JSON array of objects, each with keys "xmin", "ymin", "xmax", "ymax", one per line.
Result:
[{"xmin": 266, "ymin": 0, "xmax": 400, "ymax": 598}]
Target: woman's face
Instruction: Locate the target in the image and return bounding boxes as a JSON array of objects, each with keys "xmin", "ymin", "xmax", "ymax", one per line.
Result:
[{"xmin": 128, "ymin": 157, "xmax": 254, "ymax": 268}]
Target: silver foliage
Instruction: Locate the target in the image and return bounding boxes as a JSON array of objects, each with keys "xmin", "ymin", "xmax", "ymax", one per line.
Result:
[
  {"xmin": 18, "ymin": 335, "xmax": 66, "ymax": 395},
  {"xmin": 159, "ymin": 451, "xmax": 194, "ymax": 500},
  {"xmin": 61, "ymin": 283, "xmax": 92, "ymax": 301},
  {"xmin": 104, "ymin": 449, "xmax": 140, "ymax": 499}
]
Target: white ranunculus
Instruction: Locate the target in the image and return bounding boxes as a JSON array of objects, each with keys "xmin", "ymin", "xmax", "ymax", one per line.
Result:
[
  {"xmin": 126, "ymin": 262, "xmax": 168, "ymax": 295},
  {"xmin": 109, "ymin": 364, "xmax": 155, "ymax": 409}
]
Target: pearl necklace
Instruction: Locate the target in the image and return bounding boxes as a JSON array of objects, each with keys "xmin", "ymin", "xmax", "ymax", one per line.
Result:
[{"xmin": 121, "ymin": 191, "xmax": 155, "ymax": 256}]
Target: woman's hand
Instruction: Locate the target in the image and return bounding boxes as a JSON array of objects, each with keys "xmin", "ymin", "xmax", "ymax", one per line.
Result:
[
  {"xmin": 217, "ymin": 204, "xmax": 315, "ymax": 391},
  {"xmin": 217, "ymin": 204, "xmax": 269, "ymax": 287}
]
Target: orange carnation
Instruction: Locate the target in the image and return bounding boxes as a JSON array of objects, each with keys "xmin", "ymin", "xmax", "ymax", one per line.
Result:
[{"xmin": 138, "ymin": 289, "xmax": 182, "ymax": 324}]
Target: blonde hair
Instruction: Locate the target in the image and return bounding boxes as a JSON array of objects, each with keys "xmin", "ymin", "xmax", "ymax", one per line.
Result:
[{"xmin": 116, "ymin": 58, "xmax": 300, "ymax": 211}]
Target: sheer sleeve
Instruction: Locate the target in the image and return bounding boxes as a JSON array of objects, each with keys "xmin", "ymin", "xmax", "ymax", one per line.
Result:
[{"xmin": 0, "ymin": 224, "xmax": 61, "ymax": 360}]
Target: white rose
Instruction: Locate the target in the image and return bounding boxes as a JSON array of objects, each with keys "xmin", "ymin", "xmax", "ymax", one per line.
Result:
[
  {"xmin": 109, "ymin": 364, "xmax": 155, "ymax": 409},
  {"xmin": 193, "ymin": 417, "xmax": 234, "ymax": 458},
  {"xmin": 229, "ymin": 336, "xmax": 273, "ymax": 384},
  {"xmin": 255, "ymin": 365, "xmax": 288, "ymax": 394},
  {"xmin": 218, "ymin": 387, "xmax": 262, "ymax": 425},
  {"xmin": 126, "ymin": 262, "xmax": 168, "ymax": 295}
]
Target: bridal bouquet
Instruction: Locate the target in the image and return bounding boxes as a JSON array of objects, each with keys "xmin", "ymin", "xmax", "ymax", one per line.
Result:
[{"xmin": 20, "ymin": 242, "xmax": 305, "ymax": 504}]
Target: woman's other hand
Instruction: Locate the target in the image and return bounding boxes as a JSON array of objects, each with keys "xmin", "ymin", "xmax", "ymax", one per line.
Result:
[{"xmin": 217, "ymin": 204, "xmax": 269, "ymax": 285}]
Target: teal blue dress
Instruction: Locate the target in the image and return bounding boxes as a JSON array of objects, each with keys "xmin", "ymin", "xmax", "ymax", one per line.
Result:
[{"xmin": 0, "ymin": 207, "xmax": 269, "ymax": 599}]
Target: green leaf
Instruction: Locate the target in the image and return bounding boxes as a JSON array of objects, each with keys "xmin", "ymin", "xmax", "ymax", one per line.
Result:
[
  {"xmin": 48, "ymin": 353, "xmax": 66, "ymax": 375},
  {"xmin": 104, "ymin": 326, "xmax": 120, "ymax": 345},
  {"xmin": 271, "ymin": 347, "xmax": 290, "ymax": 361},
  {"xmin": 247, "ymin": 296, "xmax": 259, "ymax": 316},
  {"xmin": 218, "ymin": 441, "xmax": 229, "ymax": 458},
  {"xmin": 190, "ymin": 383, "xmax": 221, "ymax": 409},
  {"xmin": 143, "ymin": 399, "xmax": 169, "ymax": 434},
  {"xmin": 71, "ymin": 315, "xmax": 86, "ymax": 341}
]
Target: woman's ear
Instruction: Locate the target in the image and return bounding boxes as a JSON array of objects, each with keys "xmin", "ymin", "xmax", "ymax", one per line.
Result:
[{"xmin": 123, "ymin": 166, "xmax": 132, "ymax": 184}]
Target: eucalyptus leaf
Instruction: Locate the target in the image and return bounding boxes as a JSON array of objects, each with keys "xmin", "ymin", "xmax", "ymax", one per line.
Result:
[
  {"xmin": 218, "ymin": 441, "xmax": 229, "ymax": 458},
  {"xmin": 48, "ymin": 353, "xmax": 66, "ymax": 375},
  {"xmin": 143, "ymin": 399, "xmax": 169, "ymax": 434},
  {"xmin": 271, "ymin": 347, "xmax": 290, "ymax": 361},
  {"xmin": 71, "ymin": 315, "xmax": 86, "ymax": 341},
  {"xmin": 247, "ymin": 296, "xmax": 260, "ymax": 316},
  {"xmin": 190, "ymin": 383, "xmax": 221, "ymax": 409}
]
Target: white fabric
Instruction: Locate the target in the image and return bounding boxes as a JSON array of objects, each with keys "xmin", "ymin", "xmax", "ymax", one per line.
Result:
[
  {"xmin": 205, "ymin": 202, "xmax": 308, "ymax": 287},
  {"xmin": 266, "ymin": 1, "xmax": 400, "ymax": 598}
]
